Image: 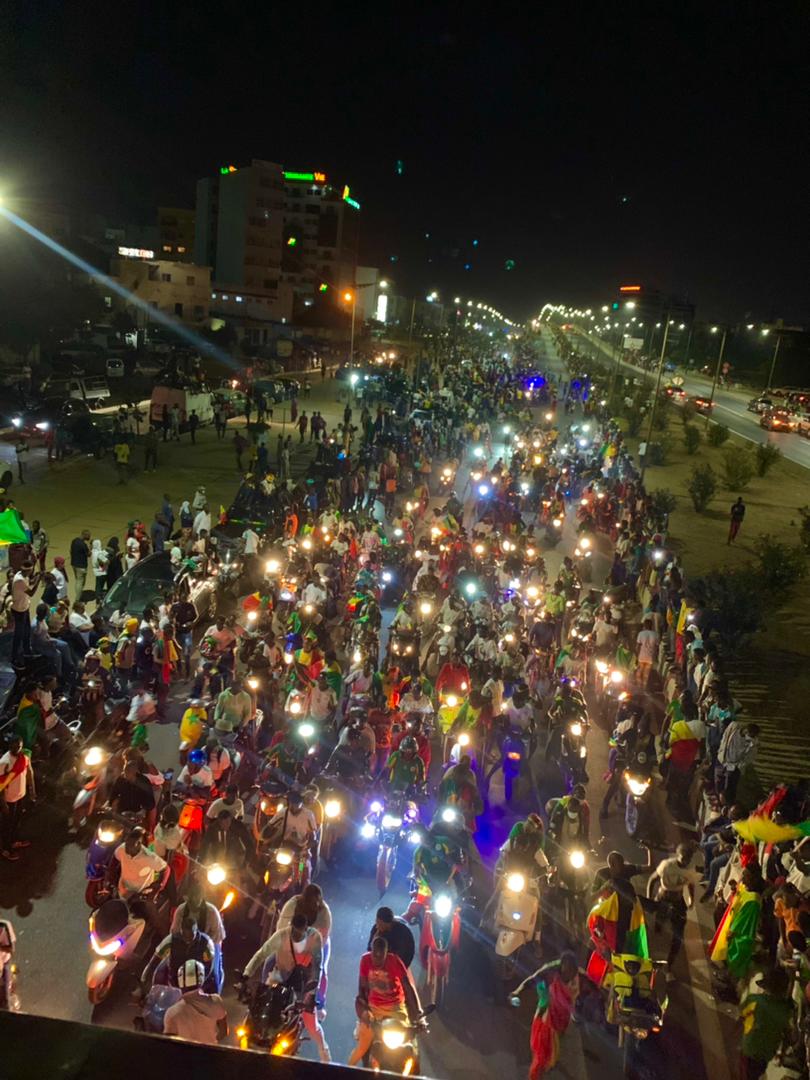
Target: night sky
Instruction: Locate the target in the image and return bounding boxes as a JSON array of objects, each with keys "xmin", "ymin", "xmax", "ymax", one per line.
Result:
[{"xmin": 1, "ymin": 2, "xmax": 809, "ymax": 323}]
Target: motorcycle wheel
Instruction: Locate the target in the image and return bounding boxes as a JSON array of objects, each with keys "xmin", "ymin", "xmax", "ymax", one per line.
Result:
[
  {"xmin": 426, "ymin": 955, "xmax": 447, "ymax": 1009},
  {"xmin": 376, "ymin": 844, "xmax": 396, "ymax": 896},
  {"xmin": 85, "ymin": 878, "xmax": 105, "ymax": 909},
  {"xmin": 88, "ymin": 970, "xmax": 114, "ymax": 1005},
  {"xmin": 625, "ymin": 794, "xmax": 641, "ymax": 838}
]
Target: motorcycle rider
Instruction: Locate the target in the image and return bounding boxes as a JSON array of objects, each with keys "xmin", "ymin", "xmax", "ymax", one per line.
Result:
[
  {"xmin": 176, "ymin": 748, "xmax": 214, "ymax": 794},
  {"xmin": 398, "ymin": 680, "xmax": 434, "ymax": 719},
  {"xmin": 348, "ymin": 935, "xmax": 421, "ymax": 1067},
  {"xmin": 366, "ymin": 906, "xmax": 416, "ymax": 969},
  {"xmin": 140, "ymin": 915, "xmax": 217, "ymax": 994},
  {"xmin": 263, "ymin": 789, "xmax": 317, "ymax": 851},
  {"xmin": 494, "ymin": 813, "xmax": 549, "ymax": 885},
  {"xmin": 383, "ymin": 736, "xmax": 426, "ymax": 794},
  {"xmin": 547, "ymin": 796, "xmax": 590, "ymax": 857},
  {"xmin": 110, "ymin": 827, "xmax": 170, "ymax": 933},
  {"xmin": 403, "ymin": 825, "xmax": 466, "ymax": 924},
  {"xmin": 163, "ymin": 959, "xmax": 228, "ymax": 1044},
  {"xmin": 438, "ymin": 755, "xmax": 483, "ymax": 833},
  {"xmin": 600, "ymin": 712, "xmax": 657, "ymax": 819},
  {"xmin": 435, "ymin": 652, "xmax": 471, "ymax": 699},
  {"xmin": 391, "ymin": 714, "xmax": 431, "ymax": 774},
  {"xmin": 240, "ymin": 912, "xmax": 331, "ymax": 1063}
]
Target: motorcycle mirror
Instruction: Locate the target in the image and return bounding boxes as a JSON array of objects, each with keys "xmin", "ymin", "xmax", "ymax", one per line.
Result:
[{"xmin": 509, "ymin": 996, "xmax": 521, "ymax": 1008}]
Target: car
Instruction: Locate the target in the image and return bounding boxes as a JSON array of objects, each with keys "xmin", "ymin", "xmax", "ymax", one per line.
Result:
[
  {"xmin": 97, "ymin": 552, "xmax": 216, "ymax": 624},
  {"xmin": 760, "ymin": 408, "xmax": 799, "ymax": 432},
  {"xmin": 8, "ymin": 398, "xmax": 91, "ymax": 439},
  {"xmin": 797, "ymin": 411, "xmax": 810, "ymax": 438},
  {"xmin": 253, "ymin": 378, "xmax": 287, "ymax": 404},
  {"xmin": 212, "ymin": 389, "xmax": 247, "ymax": 418},
  {"xmin": 692, "ymin": 395, "xmax": 714, "ymax": 414},
  {"xmin": 106, "ymin": 357, "xmax": 125, "ymax": 378},
  {"xmin": 663, "ymin": 385, "xmax": 687, "ymax": 402},
  {"xmin": 748, "ymin": 396, "xmax": 773, "ymax": 414}
]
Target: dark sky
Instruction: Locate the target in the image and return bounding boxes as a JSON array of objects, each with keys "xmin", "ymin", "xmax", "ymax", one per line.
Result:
[{"xmin": 1, "ymin": 2, "xmax": 809, "ymax": 324}]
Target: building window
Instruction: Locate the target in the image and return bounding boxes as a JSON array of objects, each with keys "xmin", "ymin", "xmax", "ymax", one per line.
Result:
[
  {"xmin": 186, "ymin": 276, "xmax": 195, "ymax": 285},
  {"xmin": 174, "ymin": 302, "xmax": 183, "ymax": 316},
  {"xmin": 148, "ymin": 265, "xmax": 159, "ymax": 281},
  {"xmin": 161, "ymin": 273, "xmax": 172, "ymax": 282},
  {"xmin": 236, "ymin": 296, "xmax": 243, "ymax": 302},
  {"xmin": 177, "ymin": 246, "xmax": 186, "ymax": 253},
  {"xmin": 162, "ymin": 244, "xmax": 172, "ymax": 252}
]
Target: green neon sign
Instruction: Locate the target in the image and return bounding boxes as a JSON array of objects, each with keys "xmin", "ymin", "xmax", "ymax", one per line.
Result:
[
  {"xmin": 283, "ymin": 171, "xmax": 315, "ymax": 182},
  {"xmin": 345, "ymin": 197, "xmax": 361, "ymax": 210}
]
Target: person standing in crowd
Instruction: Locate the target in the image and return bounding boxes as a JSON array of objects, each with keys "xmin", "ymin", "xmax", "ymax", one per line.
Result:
[
  {"xmin": 728, "ymin": 496, "xmax": 746, "ymax": 544},
  {"xmin": 70, "ymin": 530, "xmax": 91, "ymax": 602},
  {"xmin": 0, "ymin": 735, "xmax": 35, "ymax": 862},
  {"xmin": 188, "ymin": 410, "xmax": 200, "ymax": 445}
]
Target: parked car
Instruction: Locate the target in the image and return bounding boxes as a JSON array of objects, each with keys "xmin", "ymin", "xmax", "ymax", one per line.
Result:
[
  {"xmin": 39, "ymin": 375, "xmax": 110, "ymax": 407},
  {"xmin": 253, "ymin": 378, "xmax": 287, "ymax": 404},
  {"xmin": 760, "ymin": 408, "xmax": 799, "ymax": 432},
  {"xmin": 748, "ymin": 396, "xmax": 773, "ymax": 414},
  {"xmin": 796, "ymin": 411, "xmax": 810, "ymax": 438},
  {"xmin": 97, "ymin": 552, "xmax": 216, "ymax": 624},
  {"xmin": 8, "ymin": 398, "xmax": 92, "ymax": 440}
]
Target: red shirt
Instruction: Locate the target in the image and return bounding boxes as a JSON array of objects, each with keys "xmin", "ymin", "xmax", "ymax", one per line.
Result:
[
  {"xmin": 391, "ymin": 729, "xmax": 431, "ymax": 771},
  {"xmin": 359, "ymin": 951, "xmax": 410, "ymax": 1010},
  {"xmin": 435, "ymin": 662, "xmax": 470, "ymax": 696},
  {"xmin": 368, "ymin": 709, "xmax": 393, "ymax": 751}
]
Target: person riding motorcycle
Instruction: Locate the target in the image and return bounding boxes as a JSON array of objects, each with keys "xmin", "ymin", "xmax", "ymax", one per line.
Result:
[
  {"xmin": 438, "ymin": 755, "xmax": 483, "ymax": 832},
  {"xmin": 391, "ymin": 714, "xmax": 431, "ymax": 774},
  {"xmin": 547, "ymin": 795, "xmax": 590, "ymax": 855},
  {"xmin": 262, "ymin": 789, "xmax": 317, "ymax": 851},
  {"xmin": 435, "ymin": 654, "xmax": 471, "ymax": 699},
  {"xmin": 390, "ymin": 599, "xmax": 417, "ymax": 634},
  {"xmin": 402, "ymin": 826, "xmax": 466, "ymax": 923},
  {"xmin": 383, "ymin": 736, "xmax": 426, "ymax": 795},
  {"xmin": 547, "ymin": 682, "xmax": 587, "ymax": 726},
  {"xmin": 494, "ymin": 813, "xmax": 549, "ymax": 885}
]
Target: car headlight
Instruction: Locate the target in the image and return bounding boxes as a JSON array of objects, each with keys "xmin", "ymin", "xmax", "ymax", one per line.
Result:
[
  {"xmin": 506, "ymin": 872, "xmax": 525, "ymax": 894},
  {"xmin": 207, "ymin": 863, "xmax": 226, "ymax": 886},
  {"xmin": 434, "ymin": 894, "xmax": 453, "ymax": 919},
  {"xmin": 361, "ymin": 822, "xmax": 376, "ymax": 839},
  {"xmin": 569, "ymin": 849, "xmax": 586, "ymax": 869},
  {"xmin": 275, "ymin": 849, "xmax": 293, "ymax": 866},
  {"xmin": 324, "ymin": 799, "xmax": 341, "ymax": 819},
  {"xmin": 382, "ymin": 814, "xmax": 403, "ymax": 829},
  {"xmin": 382, "ymin": 1027, "xmax": 407, "ymax": 1050}
]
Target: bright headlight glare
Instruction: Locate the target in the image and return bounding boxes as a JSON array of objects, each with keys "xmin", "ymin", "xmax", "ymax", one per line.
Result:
[
  {"xmin": 382, "ymin": 1027, "xmax": 407, "ymax": 1050},
  {"xmin": 569, "ymin": 850, "xmax": 586, "ymax": 869},
  {"xmin": 324, "ymin": 799, "xmax": 341, "ymax": 819},
  {"xmin": 434, "ymin": 894, "xmax": 453, "ymax": 918},
  {"xmin": 382, "ymin": 814, "xmax": 402, "ymax": 829},
  {"xmin": 506, "ymin": 872, "xmax": 525, "ymax": 893},
  {"xmin": 207, "ymin": 863, "xmax": 226, "ymax": 886},
  {"xmin": 361, "ymin": 822, "xmax": 376, "ymax": 839}
]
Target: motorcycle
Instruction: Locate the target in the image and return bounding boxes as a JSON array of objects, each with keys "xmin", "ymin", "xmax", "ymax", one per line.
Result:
[
  {"xmin": 361, "ymin": 793, "xmax": 422, "ymax": 895},
  {"xmin": 0, "ymin": 921, "xmax": 20, "ymax": 1012},
  {"xmin": 85, "ymin": 817, "xmax": 127, "ymax": 908},
  {"xmin": 315, "ymin": 778, "xmax": 346, "ymax": 864},
  {"xmin": 71, "ymin": 743, "xmax": 122, "ymax": 832},
  {"xmin": 553, "ymin": 847, "xmax": 592, "ymax": 937},
  {"xmin": 601, "ymin": 953, "xmax": 669, "ymax": 1071},
  {"xmin": 420, "ymin": 891, "xmax": 462, "ymax": 1008},
  {"xmin": 623, "ymin": 767, "xmax": 653, "ymax": 839},
  {"xmin": 85, "ymin": 889, "xmax": 168, "ymax": 1004},
  {"xmin": 236, "ymin": 980, "xmax": 309, "ymax": 1056},
  {"xmin": 369, "ymin": 1007, "xmax": 434, "ymax": 1075},
  {"xmin": 253, "ymin": 842, "xmax": 311, "ymax": 939},
  {"xmin": 388, "ymin": 629, "xmax": 421, "ymax": 678}
]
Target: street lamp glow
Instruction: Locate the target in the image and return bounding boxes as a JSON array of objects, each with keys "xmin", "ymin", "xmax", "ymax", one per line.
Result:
[
  {"xmin": 761, "ymin": 328, "xmax": 770, "ymax": 336},
  {"xmin": 343, "ymin": 290, "xmax": 354, "ymax": 303},
  {"xmin": 625, "ymin": 301, "xmax": 636, "ymax": 310}
]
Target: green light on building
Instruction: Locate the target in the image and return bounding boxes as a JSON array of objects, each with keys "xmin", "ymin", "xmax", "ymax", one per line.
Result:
[
  {"xmin": 287, "ymin": 237, "xmax": 297, "ymax": 247},
  {"xmin": 345, "ymin": 197, "xmax": 361, "ymax": 210},
  {"xmin": 283, "ymin": 171, "xmax": 315, "ymax": 182}
]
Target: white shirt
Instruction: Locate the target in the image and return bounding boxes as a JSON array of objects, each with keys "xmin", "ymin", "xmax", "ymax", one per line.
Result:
[
  {"xmin": 207, "ymin": 796, "xmax": 244, "ymax": 822},
  {"xmin": 193, "ymin": 511, "xmax": 211, "ymax": 537},
  {"xmin": 11, "ymin": 572, "xmax": 30, "ymax": 614},
  {"xmin": 177, "ymin": 764, "xmax": 214, "ymax": 790},
  {"xmin": 302, "ymin": 583, "xmax": 326, "ymax": 606},
  {"xmin": 270, "ymin": 805, "xmax": 317, "ymax": 845},
  {"xmin": 52, "ymin": 567, "xmax": 68, "ymax": 600},
  {"xmin": 242, "ymin": 529, "xmax": 259, "ymax": 555},
  {"xmin": 114, "ymin": 843, "xmax": 166, "ymax": 896},
  {"xmin": 0, "ymin": 751, "xmax": 27, "ymax": 802}
]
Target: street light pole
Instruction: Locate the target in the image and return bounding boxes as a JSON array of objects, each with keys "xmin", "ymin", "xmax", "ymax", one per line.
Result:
[
  {"xmin": 765, "ymin": 333, "xmax": 782, "ymax": 392},
  {"xmin": 705, "ymin": 326, "xmax": 728, "ymax": 428},
  {"xmin": 407, "ymin": 297, "xmax": 417, "ymax": 342},
  {"xmin": 348, "ymin": 293, "xmax": 357, "ymax": 363},
  {"xmin": 640, "ymin": 317, "xmax": 671, "ymax": 485}
]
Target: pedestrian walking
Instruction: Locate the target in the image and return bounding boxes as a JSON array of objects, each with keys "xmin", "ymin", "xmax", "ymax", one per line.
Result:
[
  {"xmin": 213, "ymin": 403, "xmax": 226, "ymax": 439},
  {"xmin": 14, "ymin": 438, "xmax": 28, "ymax": 484},
  {"xmin": 188, "ymin": 410, "xmax": 200, "ymax": 445},
  {"xmin": 728, "ymin": 496, "xmax": 746, "ymax": 544},
  {"xmin": 303, "ymin": 378, "xmax": 311, "ymax": 398},
  {"xmin": 30, "ymin": 520, "xmax": 48, "ymax": 572},
  {"xmin": 114, "ymin": 439, "xmax": 130, "ymax": 483},
  {"xmin": 143, "ymin": 429, "xmax": 158, "ymax": 472},
  {"xmin": 255, "ymin": 393, "xmax": 265, "ymax": 423},
  {"xmin": 193, "ymin": 504, "xmax": 211, "ymax": 538},
  {"xmin": 233, "ymin": 430, "xmax": 248, "ymax": 472},
  {"xmin": 91, "ymin": 539, "xmax": 109, "ymax": 602},
  {"xmin": 171, "ymin": 403, "xmax": 181, "ymax": 441},
  {"xmin": 635, "ymin": 617, "xmax": 660, "ymax": 688},
  {"xmin": 290, "ymin": 397, "xmax": 298, "ymax": 423},
  {"xmin": 298, "ymin": 412, "xmax": 308, "ymax": 443},
  {"xmin": 70, "ymin": 530, "xmax": 91, "ymax": 602},
  {"xmin": 161, "ymin": 403, "xmax": 171, "ymax": 442}
]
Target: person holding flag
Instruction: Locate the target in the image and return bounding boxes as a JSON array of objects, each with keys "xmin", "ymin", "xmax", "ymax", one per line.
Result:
[
  {"xmin": 709, "ymin": 865, "xmax": 764, "ymax": 982},
  {"xmin": 587, "ymin": 848, "xmax": 653, "ymax": 983},
  {"xmin": 0, "ymin": 736, "xmax": 35, "ymax": 862}
]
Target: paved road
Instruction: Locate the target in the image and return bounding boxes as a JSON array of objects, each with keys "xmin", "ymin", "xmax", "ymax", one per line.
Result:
[
  {"xmin": 573, "ymin": 326, "xmax": 810, "ymax": 469},
  {"xmin": 5, "ymin": 331, "xmax": 740, "ymax": 1079}
]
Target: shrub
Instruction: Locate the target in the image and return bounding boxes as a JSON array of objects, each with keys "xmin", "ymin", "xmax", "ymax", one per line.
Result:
[
  {"xmin": 683, "ymin": 425, "xmax": 701, "ymax": 455},
  {"xmin": 652, "ymin": 400, "xmax": 670, "ymax": 431},
  {"xmin": 690, "ymin": 568, "xmax": 765, "ymax": 651},
  {"xmin": 707, "ymin": 423, "xmax": 730, "ymax": 447},
  {"xmin": 681, "ymin": 399, "xmax": 697, "ymax": 424},
  {"xmin": 649, "ymin": 488, "xmax": 677, "ymax": 528},
  {"xmin": 752, "ymin": 533, "xmax": 808, "ymax": 602},
  {"xmin": 721, "ymin": 448, "xmax": 754, "ymax": 491},
  {"xmin": 755, "ymin": 442, "xmax": 782, "ymax": 477},
  {"xmin": 688, "ymin": 463, "xmax": 717, "ymax": 512},
  {"xmin": 646, "ymin": 435, "xmax": 672, "ymax": 466},
  {"xmin": 799, "ymin": 507, "xmax": 810, "ymax": 552}
]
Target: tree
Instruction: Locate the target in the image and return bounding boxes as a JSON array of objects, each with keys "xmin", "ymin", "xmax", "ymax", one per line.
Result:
[
  {"xmin": 721, "ymin": 448, "xmax": 754, "ymax": 490},
  {"xmin": 688, "ymin": 463, "xmax": 717, "ymax": 511},
  {"xmin": 752, "ymin": 533, "xmax": 808, "ymax": 602},
  {"xmin": 649, "ymin": 489, "xmax": 677, "ymax": 530},
  {"xmin": 683, "ymin": 425, "xmax": 701, "ymax": 455},
  {"xmin": 754, "ymin": 443, "xmax": 782, "ymax": 478},
  {"xmin": 690, "ymin": 568, "xmax": 765, "ymax": 651}
]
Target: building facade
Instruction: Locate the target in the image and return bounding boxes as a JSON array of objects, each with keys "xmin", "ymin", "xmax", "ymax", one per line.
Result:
[
  {"xmin": 158, "ymin": 207, "xmax": 195, "ymax": 262},
  {"xmin": 110, "ymin": 253, "xmax": 210, "ymax": 326}
]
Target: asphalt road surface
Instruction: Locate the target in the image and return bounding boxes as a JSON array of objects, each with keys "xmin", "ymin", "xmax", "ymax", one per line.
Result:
[
  {"xmin": 575, "ymin": 326, "xmax": 810, "ymax": 470},
  {"xmin": 4, "ymin": 331, "xmax": 740, "ymax": 1079}
]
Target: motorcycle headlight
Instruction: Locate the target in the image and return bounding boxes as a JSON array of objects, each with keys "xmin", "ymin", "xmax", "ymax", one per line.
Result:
[
  {"xmin": 382, "ymin": 1026, "xmax": 407, "ymax": 1050},
  {"xmin": 382, "ymin": 814, "xmax": 403, "ymax": 829},
  {"xmin": 289, "ymin": 700, "xmax": 302, "ymax": 715},
  {"xmin": 324, "ymin": 799, "xmax": 341, "ymax": 819},
  {"xmin": 569, "ymin": 849, "xmax": 586, "ymax": 870},
  {"xmin": 247, "ymin": 676, "xmax": 259, "ymax": 690},
  {"xmin": 506, "ymin": 872, "xmax": 525, "ymax": 894},
  {"xmin": 370, "ymin": 800, "xmax": 383, "ymax": 814},
  {"xmin": 457, "ymin": 732, "xmax": 470, "ymax": 747},
  {"xmin": 275, "ymin": 849, "xmax": 293, "ymax": 866},
  {"xmin": 579, "ymin": 746, "xmax": 587, "ymax": 758},
  {"xmin": 441, "ymin": 807, "xmax": 459, "ymax": 824},
  {"xmin": 569, "ymin": 722, "xmax": 583, "ymax": 738},
  {"xmin": 408, "ymin": 830, "xmax": 422, "ymax": 845},
  {"xmin": 445, "ymin": 694, "xmax": 458, "ymax": 708},
  {"xmin": 434, "ymin": 894, "xmax": 453, "ymax": 919},
  {"xmin": 625, "ymin": 773, "xmax": 650, "ymax": 797},
  {"xmin": 97, "ymin": 824, "xmax": 120, "ymax": 845},
  {"xmin": 382, "ymin": 571, "xmax": 392, "ymax": 583},
  {"xmin": 610, "ymin": 669, "xmax": 624, "ymax": 684},
  {"xmin": 353, "ymin": 649, "xmax": 362, "ymax": 664},
  {"xmin": 207, "ymin": 863, "xmax": 226, "ymax": 886},
  {"xmin": 84, "ymin": 746, "xmax": 106, "ymax": 768},
  {"xmin": 90, "ymin": 932, "xmax": 123, "ymax": 956},
  {"xmin": 361, "ymin": 822, "xmax": 376, "ymax": 839},
  {"xmin": 298, "ymin": 722, "xmax": 315, "ymax": 739},
  {"xmin": 266, "ymin": 559, "xmax": 280, "ymax": 574},
  {"xmin": 419, "ymin": 601, "xmax": 433, "ymax": 616},
  {"xmin": 595, "ymin": 660, "xmax": 609, "ymax": 675}
]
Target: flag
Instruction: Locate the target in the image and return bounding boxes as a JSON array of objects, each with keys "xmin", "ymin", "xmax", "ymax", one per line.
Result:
[
  {"xmin": 709, "ymin": 886, "xmax": 762, "ymax": 978},
  {"xmin": 733, "ymin": 815, "xmax": 810, "ymax": 845},
  {"xmin": 587, "ymin": 889, "xmax": 649, "ymax": 958},
  {"xmin": 667, "ymin": 718, "xmax": 703, "ymax": 771}
]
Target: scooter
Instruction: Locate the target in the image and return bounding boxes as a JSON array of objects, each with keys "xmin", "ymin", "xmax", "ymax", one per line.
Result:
[
  {"xmin": 493, "ymin": 866, "xmax": 544, "ymax": 981},
  {"xmin": 85, "ymin": 818, "xmax": 127, "ymax": 908},
  {"xmin": 624, "ymin": 767, "xmax": 654, "ymax": 839},
  {"xmin": 71, "ymin": 744, "xmax": 122, "ymax": 832},
  {"xmin": 86, "ymin": 891, "xmax": 166, "ymax": 1005},
  {"xmin": 420, "ymin": 890, "xmax": 461, "ymax": 1008},
  {"xmin": 236, "ymin": 979, "xmax": 309, "ymax": 1056},
  {"xmin": 360, "ymin": 793, "xmax": 422, "ymax": 896},
  {"xmin": 0, "ymin": 921, "xmax": 20, "ymax": 1011}
]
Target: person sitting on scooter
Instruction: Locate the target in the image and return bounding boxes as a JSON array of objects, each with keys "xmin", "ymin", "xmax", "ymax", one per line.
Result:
[
  {"xmin": 140, "ymin": 915, "xmax": 217, "ymax": 994},
  {"xmin": 176, "ymin": 748, "xmax": 214, "ymax": 794},
  {"xmin": 366, "ymin": 906, "xmax": 415, "ymax": 969},
  {"xmin": 204, "ymin": 735, "xmax": 232, "ymax": 791},
  {"xmin": 438, "ymin": 755, "xmax": 483, "ymax": 833},
  {"xmin": 547, "ymin": 682, "xmax": 586, "ymax": 726},
  {"xmin": 163, "ymin": 959, "xmax": 228, "ymax": 1045},
  {"xmin": 327, "ymin": 726, "xmax": 371, "ymax": 785},
  {"xmin": 497, "ymin": 814, "xmax": 549, "ymax": 881},
  {"xmin": 347, "ymin": 935, "xmax": 421, "ymax": 1067},
  {"xmin": 383, "ymin": 736, "xmax": 426, "ymax": 795},
  {"xmin": 398, "ymin": 680, "xmax": 433, "ymax": 719},
  {"xmin": 435, "ymin": 653, "xmax": 471, "ymax": 699},
  {"xmin": 391, "ymin": 714, "xmax": 431, "ymax": 774},
  {"xmin": 110, "ymin": 827, "xmax": 170, "ymax": 934},
  {"xmin": 403, "ymin": 826, "xmax": 466, "ymax": 923},
  {"xmin": 200, "ymin": 809, "xmax": 248, "ymax": 871},
  {"xmin": 207, "ymin": 783, "xmax": 245, "ymax": 824},
  {"xmin": 109, "ymin": 760, "xmax": 155, "ymax": 819},
  {"xmin": 547, "ymin": 796, "xmax": 589, "ymax": 856},
  {"xmin": 264, "ymin": 790, "xmax": 317, "ymax": 850}
]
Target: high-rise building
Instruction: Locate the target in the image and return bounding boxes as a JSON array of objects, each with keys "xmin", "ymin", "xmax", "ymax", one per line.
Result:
[
  {"xmin": 194, "ymin": 160, "xmax": 360, "ymax": 322},
  {"xmin": 158, "ymin": 207, "xmax": 195, "ymax": 262}
]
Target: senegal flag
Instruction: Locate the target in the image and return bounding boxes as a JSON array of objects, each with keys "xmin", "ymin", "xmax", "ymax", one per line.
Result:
[
  {"xmin": 667, "ymin": 718, "xmax": 703, "ymax": 771},
  {"xmin": 587, "ymin": 888, "xmax": 649, "ymax": 958},
  {"xmin": 709, "ymin": 886, "xmax": 762, "ymax": 979},
  {"xmin": 733, "ymin": 815, "xmax": 810, "ymax": 845}
]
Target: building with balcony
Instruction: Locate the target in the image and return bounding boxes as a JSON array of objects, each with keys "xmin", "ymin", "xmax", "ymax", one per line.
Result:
[{"xmin": 110, "ymin": 253, "xmax": 210, "ymax": 327}]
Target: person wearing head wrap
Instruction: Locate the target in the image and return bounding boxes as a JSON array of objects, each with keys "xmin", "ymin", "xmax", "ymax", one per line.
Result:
[{"xmin": 114, "ymin": 617, "xmax": 139, "ymax": 690}]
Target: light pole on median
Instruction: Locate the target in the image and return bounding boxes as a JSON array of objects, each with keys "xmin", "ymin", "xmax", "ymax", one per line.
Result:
[
  {"xmin": 764, "ymin": 330, "xmax": 782, "ymax": 392},
  {"xmin": 705, "ymin": 324, "xmax": 728, "ymax": 428},
  {"xmin": 639, "ymin": 316, "xmax": 671, "ymax": 485}
]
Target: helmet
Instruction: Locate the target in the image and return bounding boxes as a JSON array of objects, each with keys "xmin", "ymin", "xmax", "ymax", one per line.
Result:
[
  {"xmin": 188, "ymin": 749, "xmax": 206, "ymax": 766},
  {"xmin": 526, "ymin": 813, "xmax": 544, "ymax": 834},
  {"xmin": 177, "ymin": 959, "xmax": 205, "ymax": 990},
  {"xmin": 125, "ymin": 618, "xmax": 139, "ymax": 634},
  {"xmin": 288, "ymin": 790, "xmax": 304, "ymax": 810},
  {"xmin": 400, "ymin": 736, "xmax": 418, "ymax": 753}
]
